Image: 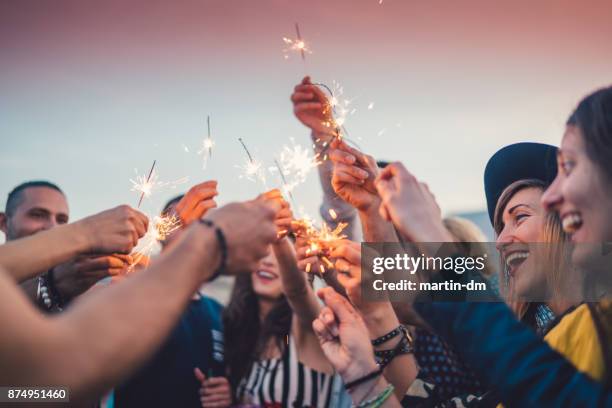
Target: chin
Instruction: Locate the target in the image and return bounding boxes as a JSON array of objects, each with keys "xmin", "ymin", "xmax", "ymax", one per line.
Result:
[{"xmin": 571, "ymin": 242, "xmax": 607, "ymax": 274}]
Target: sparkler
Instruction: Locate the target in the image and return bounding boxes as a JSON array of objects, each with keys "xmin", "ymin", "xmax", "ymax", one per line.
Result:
[
  {"xmin": 130, "ymin": 162, "xmax": 189, "ymax": 208},
  {"xmin": 132, "ymin": 160, "xmax": 157, "ymax": 208},
  {"xmin": 130, "ymin": 213, "xmax": 182, "ymax": 270},
  {"xmin": 292, "ymin": 218, "xmax": 348, "ymax": 274},
  {"xmin": 237, "ymin": 138, "xmax": 267, "ymax": 186},
  {"xmin": 276, "ymin": 138, "xmax": 321, "ymax": 190},
  {"xmin": 273, "ymin": 158, "xmax": 296, "ymax": 207},
  {"xmin": 282, "ymin": 23, "xmax": 311, "ymax": 61},
  {"xmin": 197, "ymin": 115, "xmax": 215, "ymax": 169},
  {"xmin": 312, "ymin": 80, "xmax": 359, "ymax": 157}
]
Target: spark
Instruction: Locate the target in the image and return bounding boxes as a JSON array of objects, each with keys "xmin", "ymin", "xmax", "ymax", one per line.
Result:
[
  {"xmin": 277, "ymin": 138, "xmax": 321, "ymax": 191},
  {"xmin": 130, "ymin": 213, "xmax": 182, "ymax": 270},
  {"xmin": 282, "ymin": 23, "xmax": 312, "ymax": 60},
  {"xmin": 236, "ymin": 138, "xmax": 267, "ymax": 186},
  {"xmin": 273, "ymin": 158, "xmax": 296, "ymax": 205},
  {"xmin": 131, "ymin": 160, "xmax": 157, "ymax": 208},
  {"xmin": 197, "ymin": 115, "xmax": 215, "ymax": 169},
  {"xmin": 130, "ymin": 164, "xmax": 189, "ymax": 207},
  {"xmin": 314, "ymin": 80, "xmax": 357, "ymax": 155},
  {"xmin": 292, "ymin": 218, "xmax": 348, "ymax": 274},
  {"xmin": 329, "ymin": 208, "xmax": 338, "ymax": 220}
]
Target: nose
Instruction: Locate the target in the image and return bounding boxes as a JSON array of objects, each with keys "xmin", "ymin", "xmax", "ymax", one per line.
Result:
[
  {"xmin": 42, "ymin": 218, "xmax": 58, "ymax": 231},
  {"xmin": 495, "ymin": 226, "xmax": 515, "ymax": 252},
  {"xmin": 541, "ymin": 175, "xmax": 563, "ymax": 212}
]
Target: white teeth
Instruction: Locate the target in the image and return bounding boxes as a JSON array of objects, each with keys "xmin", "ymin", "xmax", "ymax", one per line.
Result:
[
  {"xmin": 562, "ymin": 213, "xmax": 583, "ymax": 233},
  {"xmin": 505, "ymin": 251, "xmax": 529, "ymax": 268},
  {"xmin": 257, "ymin": 270, "xmax": 276, "ymax": 279}
]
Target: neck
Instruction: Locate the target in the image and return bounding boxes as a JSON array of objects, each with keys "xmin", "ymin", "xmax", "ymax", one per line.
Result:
[
  {"xmin": 258, "ymin": 297, "xmax": 275, "ymax": 322},
  {"xmin": 547, "ymin": 298, "xmax": 577, "ymax": 316}
]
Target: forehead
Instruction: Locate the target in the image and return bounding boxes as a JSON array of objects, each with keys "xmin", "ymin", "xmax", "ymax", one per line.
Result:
[
  {"xmin": 561, "ymin": 125, "xmax": 585, "ymax": 154},
  {"xmin": 504, "ymin": 187, "xmax": 543, "ymax": 213},
  {"xmin": 16, "ymin": 187, "xmax": 69, "ymax": 214}
]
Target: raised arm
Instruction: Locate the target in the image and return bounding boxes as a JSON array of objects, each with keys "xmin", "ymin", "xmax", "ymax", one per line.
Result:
[
  {"xmin": 291, "ymin": 76, "xmax": 359, "ymax": 240},
  {"xmin": 331, "ymin": 240, "xmax": 418, "ymax": 400},
  {"xmin": 328, "ymin": 139, "xmax": 399, "ymax": 242},
  {"xmin": 273, "ymin": 237, "xmax": 321, "ymax": 330},
  {"xmin": 1, "ymin": 205, "xmax": 148, "ymax": 283},
  {"xmin": 0, "ymin": 200, "xmax": 279, "ymax": 402}
]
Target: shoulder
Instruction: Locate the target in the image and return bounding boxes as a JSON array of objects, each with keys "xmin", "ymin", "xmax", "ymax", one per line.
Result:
[{"xmin": 544, "ymin": 304, "xmax": 605, "ymax": 381}]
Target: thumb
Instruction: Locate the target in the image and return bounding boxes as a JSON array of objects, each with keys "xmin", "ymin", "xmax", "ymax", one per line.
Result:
[
  {"xmin": 317, "ymin": 287, "xmax": 356, "ymax": 323},
  {"xmin": 194, "ymin": 367, "xmax": 206, "ymax": 383}
]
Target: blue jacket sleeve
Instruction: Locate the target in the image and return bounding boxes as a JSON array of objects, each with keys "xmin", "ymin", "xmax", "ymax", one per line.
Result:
[{"xmin": 413, "ymin": 301, "xmax": 612, "ymax": 407}]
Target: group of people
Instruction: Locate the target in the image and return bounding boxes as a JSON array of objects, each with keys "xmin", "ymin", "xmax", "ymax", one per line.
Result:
[{"xmin": 0, "ymin": 78, "xmax": 611, "ymax": 407}]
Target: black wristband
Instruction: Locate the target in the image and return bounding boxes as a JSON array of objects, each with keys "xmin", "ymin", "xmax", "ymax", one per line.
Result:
[
  {"xmin": 374, "ymin": 329, "xmax": 414, "ymax": 368},
  {"xmin": 371, "ymin": 324, "xmax": 404, "ymax": 346},
  {"xmin": 344, "ymin": 366, "xmax": 384, "ymax": 390},
  {"xmin": 199, "ymin": 219, "xmax": 227, "ymax": 281}
]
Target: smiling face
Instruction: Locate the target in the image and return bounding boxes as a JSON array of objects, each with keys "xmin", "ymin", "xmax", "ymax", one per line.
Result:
[
  {"xmin": 250, "ymin": 246, "xmax": 283, "ymax": 301},
  {"xmin": 0, "ymin": 186, "xmax": 69, "ymax": 240},
  {"xmin": 496, "ymin": 186, "xmax": 548, "ymax": 299},
  {"xmin": 542, "ymin": 126, "xmax": 612, "ymax": 267}
]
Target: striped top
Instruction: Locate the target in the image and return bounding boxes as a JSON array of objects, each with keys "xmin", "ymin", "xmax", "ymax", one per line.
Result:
[{"xmin": 236, "ymin": 335, "xmax": 335, "ymax": 407}]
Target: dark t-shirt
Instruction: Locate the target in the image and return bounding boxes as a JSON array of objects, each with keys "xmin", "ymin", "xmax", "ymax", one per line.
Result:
[{"xmin": 114, "ymin": 295, "xmax": 224, "ymax": 407}]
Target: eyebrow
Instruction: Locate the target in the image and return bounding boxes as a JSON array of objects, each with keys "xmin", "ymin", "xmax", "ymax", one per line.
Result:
[{"xmin": 507, "ymin": 203, "xmax": 533, "ymax": 214}]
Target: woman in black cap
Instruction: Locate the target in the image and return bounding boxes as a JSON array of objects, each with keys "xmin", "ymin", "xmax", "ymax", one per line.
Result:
[{"xmin": 307, "ymin": 87, "xmax": 612, "ymax": 407}]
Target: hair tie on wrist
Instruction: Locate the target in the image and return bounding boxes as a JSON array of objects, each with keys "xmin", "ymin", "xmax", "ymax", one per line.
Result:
[{"xmin": 345, "ymin": 366, "xmax": 383, "ymax": 390}]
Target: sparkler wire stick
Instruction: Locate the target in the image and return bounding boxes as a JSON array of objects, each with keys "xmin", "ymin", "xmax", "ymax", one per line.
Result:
[
  {"xmin": 137, "ymin": 160, "xmax": 157, "ymax": 208},
  {"xmin": 295, "ymin": 23, "xmax": 305, "ymax": 62},
  {"xmin": 274, "ymin": 158, "xmax": 296, "ymax": 207},
  {"xmin": 206, "ymin": 115, "xmax": 212, "ymax": 159},
  {"xmin": 238, "ymin": 138, "xmax": 254, "ymax": 163}
]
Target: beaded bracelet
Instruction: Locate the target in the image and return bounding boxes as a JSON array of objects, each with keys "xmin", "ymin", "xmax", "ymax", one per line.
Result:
[
  {"xmin": 199, "ymin": 219, "xmax": 228, "ymax": 282},
  {"xmin": 353, "ymin": 383, "xmax": 395, "ymax": 408},
  {"xmin": 371, "ymin": 324, "xmax": 404, "ymax": 346},
  {"xmin": 37, "ymin": 272, "xmax": 63, "ymax": 313}
]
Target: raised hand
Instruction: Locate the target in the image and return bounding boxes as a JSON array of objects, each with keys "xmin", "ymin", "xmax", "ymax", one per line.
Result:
[
  {"xmin": 291, "ymin": 76, "xmax": 336, "ymax": 138},
  {"xmin": 76, "ymin": 205, "xmax": 149, "ymax": 254},
  {"xmin": 174, "ymin": 181, "xmax": 218, "ymax": 225},
  {"xmin": 330, "ymin": 139, "xmax": 380, "ymax": 212},
  {"xmin": 53, "ymin": 254, "xmax": 131, "ymax": 300},
  {"xmin": 312, "ymin": 287, "xmax": 379, "ymax": 383},
  {"xmin": 194, "ymin": 368, "xmax": 231, "ymax": 408},
  {"xmin": 375, "ymin": 162, "xmax": 452, "ymax": 243},
  {"xmin": 256, "ymin": 189, "xmax": 293, "ymax": 238},
  {"xmin": 205, "ymin": 200, "xmax": 280, "ymax": 275}
]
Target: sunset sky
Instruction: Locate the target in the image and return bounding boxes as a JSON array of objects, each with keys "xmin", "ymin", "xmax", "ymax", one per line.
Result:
[{"xmin": 1, "ymin": 0, "xmax": 611, "ymax": 229}]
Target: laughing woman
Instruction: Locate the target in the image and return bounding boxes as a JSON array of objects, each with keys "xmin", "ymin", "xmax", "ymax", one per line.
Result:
[
  {"xmin": 372, "ymin": 88, "xmax": 612, "ymax": 406},
  {"xmin": 223, "ymin": 235, "xmax": 339, "ymax": 407}
]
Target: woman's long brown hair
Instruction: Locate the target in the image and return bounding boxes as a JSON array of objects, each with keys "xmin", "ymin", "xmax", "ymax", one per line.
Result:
[{"xmin": 222, "ymin": 274, "xmax": 292, "ymax": 395}]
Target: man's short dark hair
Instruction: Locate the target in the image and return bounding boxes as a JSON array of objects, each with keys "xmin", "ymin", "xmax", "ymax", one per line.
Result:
[
  {"xmin": 5, "ymin": 180, "xmax": 64, "ymax": 217},
  {"xmin": 161, "ymin": 194, "xmax": 184, "ymax": 216}
]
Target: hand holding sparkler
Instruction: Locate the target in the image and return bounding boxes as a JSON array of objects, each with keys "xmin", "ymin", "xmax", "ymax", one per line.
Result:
[
  {"xmin": 202, "ymin": 200, "xmax": 280, "ymax": 275},
  {"xmin": 76, "ymin": 205, "xmax": 149, "ymax": 254},
  {"xmin": 174, "ymin": 180, "xmax": 219, "ymax": 225},
  {"xmin": 52, "ymin": 254, "xmax": 133, "ymax": 300},
  {"xmin": 255, "ymin": 189, "xmax": 293, "ymax": 239},
  {"xmin": 329, "ymin": 139, "xmax": 380, "ymax": 212},
  {"xmin": 329, "ymin": 240, "xmax": 389, "ymax": 315},
  {"xmin": 291, "ymin": 76, "xmax": 336, "ymax": 138}
]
